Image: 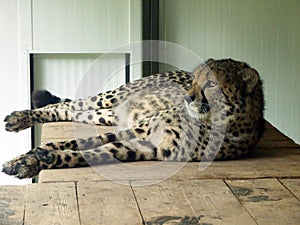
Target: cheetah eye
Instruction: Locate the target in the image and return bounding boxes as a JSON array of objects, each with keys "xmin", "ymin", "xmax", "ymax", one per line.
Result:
[{"xmin": 206, "ymin": 80, "xmax": 217, "ymax": 88}]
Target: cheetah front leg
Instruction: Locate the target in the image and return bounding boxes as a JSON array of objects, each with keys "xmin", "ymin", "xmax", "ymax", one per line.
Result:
[
  {"xmin": 4, "ymin": 104, "xmax": 119, "ymax": 132},
  {"xmin": 4, "ymin": 84, "xmax": 131, "ymax": 132}
]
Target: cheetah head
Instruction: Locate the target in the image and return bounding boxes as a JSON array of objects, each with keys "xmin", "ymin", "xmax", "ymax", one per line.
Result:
[{"xmin": 185, "ymin": 58, "xmax": 263, "ymax": 126}]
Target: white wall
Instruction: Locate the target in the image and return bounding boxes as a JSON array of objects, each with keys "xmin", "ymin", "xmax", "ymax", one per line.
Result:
[
  {"xmin": 0, "ymin": 0, "xmax": 31, "ymax": 185},
  {"xmin": 0, "ymin": 0, "xmax": 141, "ymax": 185},
  {"xmin": 160, "ymin": 0, "xmax": 300, "ymax": 143}
]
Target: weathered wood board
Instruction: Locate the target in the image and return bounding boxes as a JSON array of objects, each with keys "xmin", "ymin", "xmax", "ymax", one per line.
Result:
[
  {"xmin": 39, "ymin": 147, "xmax": 300, "ymax": 183},
  {"xmin": 226, "ymin": 179, "xmax": 300, "ymax": 225},
  {"xmin": 132, "ymin": 179, "xmax": 256, "ymax": 225},
  {"xmin": 24, "ymin": 182, "xmax": 80, "ymax": 225},
  {"xmin": 279, "ymin": 178, "xmax": 300, "ymax": 200},
  {"xmin": 0, "ymin": 185, "xmax": 25, "ymax": 225},
  {"xmin": 77, "ymin": 181, "xmax": 142, "ymax": 225}
]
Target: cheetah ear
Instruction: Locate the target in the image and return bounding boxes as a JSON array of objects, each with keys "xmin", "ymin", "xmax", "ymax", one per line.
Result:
[
  {"xmin": 241, "ymin": 68, "xmax": 259, "ymax": 94},
  {"xmin": 206, "ymin": 58, "xmax": 215, "ymax": 64}
]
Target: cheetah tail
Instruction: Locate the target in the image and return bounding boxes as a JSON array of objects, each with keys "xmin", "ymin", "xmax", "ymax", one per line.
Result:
[{"xmin": 32, "ymin": 90, "xmax": 72, "ymax": 108}]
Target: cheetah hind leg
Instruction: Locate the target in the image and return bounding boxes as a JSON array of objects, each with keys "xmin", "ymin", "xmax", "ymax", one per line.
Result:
[
  {"xmin": 2, "ymin": 149, "xmax": 88, "ymax": 179},
  {"xmin": 2, "ymin": 139, "xmax": 158, "ymax": 179}
]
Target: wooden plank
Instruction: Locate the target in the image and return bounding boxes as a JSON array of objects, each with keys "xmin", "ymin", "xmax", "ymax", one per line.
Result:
[
  {"xmin": 39, "ymin": 166, "xmax": 106, "ymax": 183},
  {"xmin": 260, "ymin": 121, "xmax": 291, "ymax": 141},
  {"xmin": 41, "ymin": 122, "xmax": 113, "ymax": 143},
  {"xmin": 173, "ymin": 148, "xmax": 300, "ymax": 180},
  {"xmin": 39, "ymin": 120, "xmax": 300, "ymax": 183},
  {"xmin": 0, "ymin": 185, "xmax": 25, "ymax": 225},
  {"xmin": 279, "ymin": 179, "xmax": 300, "ymax": 200},
  {"xmin": 132, "ymin": 179, "xmax": 256, "ymax": 225},
  {"xmin": 42, "ymin": 121, "xmax": 291, "ymax": 141},
  {"xmin": 43, "ymin": 122, "xmax": 298, "ymax": 147},
  {"xmin": 24, "ymin": 182, "xmax": 80, "ymax": 225},
  {"xmin": 77, "ymin": 181, "xmax": 142, "ymax": 225},
  {"xmin": 226, "ymin": 179, "xmax": 300, "ymax": 225},
  {"xmin": 39, "ymin": 147, "xmax": 300, "ymax": 183},
  {"xmin": 257, "ymin": 140, "xmax": 299, "ymax": 149}
]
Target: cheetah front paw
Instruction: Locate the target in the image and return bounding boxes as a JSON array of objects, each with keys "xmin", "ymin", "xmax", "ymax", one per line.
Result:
[
  {"xmin": 2, "ymin": 149, "xmax": 55, "ymax": 179},
  {"xmin": 4, "ymin": 110, "xmax": 33, "ymax": 132}
]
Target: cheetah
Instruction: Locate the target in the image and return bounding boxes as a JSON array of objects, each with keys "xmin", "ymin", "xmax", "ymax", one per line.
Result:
[{"xmin": 2, "ymin": 58, "xmax": 264, "ymax": 178}]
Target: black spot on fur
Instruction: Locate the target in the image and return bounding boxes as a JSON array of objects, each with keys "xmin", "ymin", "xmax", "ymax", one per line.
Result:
[
  {"xmin": 139, "ymin": 154, "xmax": 146, "ymax": 161},
  {"xmin": 84, "ymin": 153, "xmax": 91, "ymax": 159},
  {"xmin": 106, "ymin": 133, "xmax": 117, "ymax": 142},
  {"xmin": 127, "ymin": 151, "xmax": 136, "ymax": 161},
  {"xmin": 171, "ymin": 129, "xmax": 180, "ymax": 139},
  {"xmin": 232, "ymin": 131, "xmax": 239, "ymax": 137},
  {"xmin": 64, "ymin": 155, "xmax": 71, "ymax": 162},
  {"xmin": 113, "ymin": 142, "xmax": 123, "ymax": 148},
  {"xmin": 162, "ymin": 149, "xmax": 171, "ymax": 158},
  {"xmin": 147, "ymin": 129, "xmax": 151, "ymax": 135},
  {"xmin": 101, "ymin": 153, "xmax": 111, "ymax": 161},
  {"xmin": 56, "ymin": 155, "xmax": 62, "ymax": 166},
  {"xmin": 109, "ymin": 149, "xmax": 119, "ymax": 158},
  {"xmin": 99, "ymin": 118, "xmax": 106, "ymax": 124},
  {"xmin": 165, "ymin": 129, "xmax": 172, "ymax": 135},
  {"xmin": 97, "ymin": 101, "xmax": 103, "ymax": 107},
  {"xmin": 78, "ymin": 157, "xmax": 85, "ymax": 162},
  {"xmin": 46, "ymin": 142, "xmax": 54, "ymax": 147},
  {"xmin": 111, "ymin": 98, "xmax": 118, "ymax": 104},
  {"xmin": 166, "ymin": 119, "xmax": 172, "ymax": 123},
  {"xmin": 185, "ymin": 140, "xmax": 191, "ymax": 148},
  {"xmin": 135, "ymin": 128, "xmax": 145, "ymax": 134},
  {"xmin": 172, "ymin": 140, "xmax": 178, "ymax": 147},
  {"xmin": 84, "ymin": 141, "xmax": 94, "ymax": 149},
  {"xmin": 42, "ymin": 164, "xmax": 49, "ymax": 169},
  {"xmin": 71, "ymin": 140, "xmax": 78, "ymax": 149}
]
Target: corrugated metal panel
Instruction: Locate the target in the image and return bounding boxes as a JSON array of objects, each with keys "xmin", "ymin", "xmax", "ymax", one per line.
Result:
[
  {"xmin": 161, "ymin": 0, "xmax": 300, "ymax": 143},
  {"xmin": 33, "ymin": 53, "xmax": 126, "ymax": 146},
  {"xmin": 33, "ymin": 54, "xmax": 126, "ymax": 98}
]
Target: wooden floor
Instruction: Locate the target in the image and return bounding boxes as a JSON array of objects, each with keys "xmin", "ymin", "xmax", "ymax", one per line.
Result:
[{"xmin": 1, "ymin": 122, "xmax": 299, "ymax": 225}]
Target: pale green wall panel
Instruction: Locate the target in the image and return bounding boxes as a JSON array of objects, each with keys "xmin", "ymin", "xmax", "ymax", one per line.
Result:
[
  {"xmin": 32, "ymin": 0, "xmax": 131, "ymax": 51},
  {"xmin": 160, "ymin": 0, "xmax": 300, "ymax": 143}
]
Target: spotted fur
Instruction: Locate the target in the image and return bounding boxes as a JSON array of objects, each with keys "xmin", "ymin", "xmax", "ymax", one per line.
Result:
[{"xmin": 2, "ymin": 58, "xmax": 264, "ymax": 178}]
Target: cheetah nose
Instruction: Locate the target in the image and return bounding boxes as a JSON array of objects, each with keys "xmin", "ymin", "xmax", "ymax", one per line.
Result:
[{"xmin": 184, "ymin": 95, "xmax": 195, "ymax": 104}]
